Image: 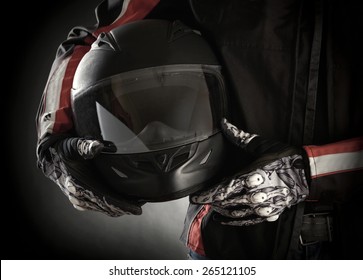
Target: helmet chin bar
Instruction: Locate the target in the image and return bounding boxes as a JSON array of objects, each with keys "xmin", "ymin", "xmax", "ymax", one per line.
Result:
[{"xmin": 90, "ymin": 132, "xmax": 226, "ymax": 202}]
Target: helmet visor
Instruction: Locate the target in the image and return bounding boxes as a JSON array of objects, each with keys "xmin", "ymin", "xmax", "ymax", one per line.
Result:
[{"xmin": 73, "ymin": 64, "xmax": 226, "ymax": 154}]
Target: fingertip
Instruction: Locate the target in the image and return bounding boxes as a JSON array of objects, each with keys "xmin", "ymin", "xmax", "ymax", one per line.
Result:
[
  {"xmin": 221, "ymin": 117, "xmax": 229, "ymax": 127},
  {"xmin": 189, "ymin": 196, "xmax": 205, "ymax": 205},
  {"xmin": 102, "ymin": 141, "xmax": 117, "ymax": 153},
  {"xmin": 266, "ymin": 214, "xmax": 279, "ymax": 222},
  {"xmin": 69, "ymin": 196, "xmax": 81, "ymax": 205},
  {"xmin": 189, "ymin": 196, "xmax": 198, "ymax": 203},
  {"xmin": 73, "ymin": 205, "xmax": 87, "ymax": 211}
]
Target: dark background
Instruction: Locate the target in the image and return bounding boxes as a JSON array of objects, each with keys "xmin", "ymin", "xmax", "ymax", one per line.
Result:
[{"xmin": 5, "ymin": 0, "xmax": 189, "ymax": 260}]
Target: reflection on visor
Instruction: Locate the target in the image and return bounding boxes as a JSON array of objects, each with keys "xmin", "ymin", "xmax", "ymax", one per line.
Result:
[
  {"xmin": 97, "ymin": 103, "xmax": 196, "ymax": 153},
  {"xmin": 96, "ymin": 102, "xmax": 148, "ymax": 152},
  {"xmin": 90, "ymin": 64, "xmax": 225, "ymax": 154}
]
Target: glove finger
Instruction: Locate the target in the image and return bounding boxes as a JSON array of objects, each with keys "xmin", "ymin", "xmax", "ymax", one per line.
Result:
[
  {"xmin": 266, "ymin": 214, "xmax": 280, "ymax": 222},
  {"xmin": 102, "ymin": 140, "xmax": 117, "ymax": 153},
  {"xmin": 213, "ymin": 199, "xmax": 284, "ymax": 218},
  {"xmin": 221, "ymin": 118, "xmax": 257, "ymax": 148},
  {"xmin": 77, "ymin": 139, "xmax": 105, "ymax": 159},
  {"xmin": 81, "ymin": 191, "xmax": 143, "ymax": 216},
  {"xmin": 213, "ymin": 212, "xmax": 267, "ymax": 226},
  {"xmin": 103, "ymin": 195, "xmax": 144, "ymax": 216},
  {"xmin": 190, "ymin": 178, "xmax": 246, "ymax": 204},
  {"xmin": 221, "ymin": 218, "xmax": 267, "ymax": 226},
  {"xmin": 72, "ymin": 192, "xmax": 142, "ymax": 217},
  {"xmin": 65, "ymin": 176, "xmax": 142, "ymax": 216},
  {"xmin": 216, "ymin": 213, "xmax": 280, "ymax": 226},
  {"xmin": 212, "ymin": 205, "xmax": 253, "ymax": 218},
  {"xmin": 73, "ymin": 205, "xmax": 87, "ymax": 211},
  {"xmin": 190, "ymin": 186, "xmax": 222, "ymax": 204},
  {"xmin": 253, "ymin": 205, "xmax": 286, "ymax": 218},
  {"xmin": 67, "ymin": 193, "xmax": 104, "ymax": 213},
  {"xmin": 214, "ymin": 205, "xmax": 280, "ymax": 220},
  {"xmin": 216, "ymin": 192, "xmax": 269, "ymax": 207},
  {"xmin": 219, "ymin": 213, "xmax": 281, "ymax": 226},
  {"xmin": 215, "ymin": 189, "xmax": 288, "ymax": 208},
  {"xmin": 79, "ymin": 139, "xmax": 118, "ymax": 158}
]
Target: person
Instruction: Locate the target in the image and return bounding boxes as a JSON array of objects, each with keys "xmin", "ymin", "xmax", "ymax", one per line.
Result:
[{"xmin": 36, "ymin": 0, "xmax": 363, "ymax": 259}]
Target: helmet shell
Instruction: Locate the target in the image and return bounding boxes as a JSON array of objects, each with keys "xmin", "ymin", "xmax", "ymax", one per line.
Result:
[
  {"xmin": 73, "ymin": 20, "xmax": 220, "ymax": 90},
  {"xmin": 71, "ymin": 19, "xmax": 228, "ymax": 202}
]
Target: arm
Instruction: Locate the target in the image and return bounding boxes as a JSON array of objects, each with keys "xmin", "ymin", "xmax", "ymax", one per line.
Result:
[
  {"xmin": 36, "ymin": 0, "xmax": 161, "ymax": 216},
  {"xmin": 304, "ymin": 137, "xmax": 363, "ymax": 203},
  {"xmin": 191, "ymin": 119, "xmax": 363, "ymax": 225}
]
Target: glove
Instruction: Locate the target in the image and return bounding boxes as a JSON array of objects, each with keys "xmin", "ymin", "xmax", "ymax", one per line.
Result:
[
  {"xmin": 190, "ymin": 118, "xmax": 309, "ymax": 226},
  {"xmin": 57, "ymin": 137, "xmax": 115, "ymax": 160},
  {"xmin": 52, "ymin": 137, "xmax": 143, "ymax": 216}
]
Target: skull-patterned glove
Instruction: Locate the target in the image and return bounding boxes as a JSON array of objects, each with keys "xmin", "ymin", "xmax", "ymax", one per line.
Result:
[
  {"xmin": 190, "ymin": 118, "xmax": 310, "ymax": 226},
  {"xmin": 49, "ymin": 137, "xmax": 143, "ymax": 216}
]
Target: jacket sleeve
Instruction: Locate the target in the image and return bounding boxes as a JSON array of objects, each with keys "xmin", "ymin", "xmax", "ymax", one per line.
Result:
[
  {"xmin": 304, "ymin": 136, "xmax": 363, "ymax": 203},
  {"xmin": 35, "ymin": 0, "xmax": 161, "ymax": 206}
]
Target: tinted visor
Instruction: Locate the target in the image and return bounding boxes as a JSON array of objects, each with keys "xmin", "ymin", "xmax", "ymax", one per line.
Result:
[{"xmin": 74, "ymin": 64, "xmax": 226, "ymax": 154}]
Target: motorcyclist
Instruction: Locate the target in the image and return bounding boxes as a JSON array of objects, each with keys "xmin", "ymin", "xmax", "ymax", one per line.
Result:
[{"xmin": 36, "ymin": 0, "xmax": 363, "ymax": 259}]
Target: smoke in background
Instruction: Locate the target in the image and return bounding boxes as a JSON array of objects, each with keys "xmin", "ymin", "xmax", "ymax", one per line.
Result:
[{"xmin": 5, "ymin": 0, "xmax": 189, "ymax": 260}]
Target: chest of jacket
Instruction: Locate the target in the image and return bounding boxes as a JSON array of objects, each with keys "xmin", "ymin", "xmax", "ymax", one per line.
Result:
[
  {"xmin": 186, "ymin": 0, "xmax": 363, "ymax": 259},
  {"xmin": 190, "ymin": 0, "xmax": 363, "ymax": 145}
]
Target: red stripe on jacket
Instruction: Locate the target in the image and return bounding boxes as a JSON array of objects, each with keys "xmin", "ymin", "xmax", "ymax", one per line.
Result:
[
  {"xmin": 304, "ymin": 136, "xmax": 363, "ymax": 157},
  {"xmin": 53, "ymin": 45, "xmax": 91, "ymax": 133},
  {"xmin": 51, "ymin": 0, "xmax": 160, "ymax": 135},
  {"xmin": 93, "ymin": 0, "xmax": 160, "ymax": 36},
  {"xmin": 187, "ymin": 205, "xmax": 211, "ymax": 256}
]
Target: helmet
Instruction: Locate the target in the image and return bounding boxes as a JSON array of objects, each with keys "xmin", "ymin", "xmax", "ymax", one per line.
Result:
[{"xmin": 71, "ymin": 19, "xmax": 228, "ymax": 202}]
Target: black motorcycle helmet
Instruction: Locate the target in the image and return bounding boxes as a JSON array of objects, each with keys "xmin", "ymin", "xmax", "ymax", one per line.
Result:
[{"xmin": 71, "ymin": 19, "xmax": 228, "ymax": 202}]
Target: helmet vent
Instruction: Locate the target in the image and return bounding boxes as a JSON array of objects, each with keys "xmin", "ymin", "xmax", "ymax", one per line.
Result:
[
  {"xmin": 126, "ymin": 145, "xmax": 193, "ymax": 173},
  {"xmin": 111, "ymin": 166, "xmax": 128, "ymax": 178},
  {"xmin": 200, "ymin": 150, "xmax": 212, "ymax": 165},
  {"xmin": 169, "ymin": 152, "xmax": 190, "ymax": 170}
]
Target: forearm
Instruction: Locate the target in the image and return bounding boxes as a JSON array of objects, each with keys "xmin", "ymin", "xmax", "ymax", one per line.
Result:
[
  {"xmin": 35, "ymin": 0, "xmax": 169, "ymax": 216},
  {"xmin": 304, "ymin": 136, "xmax": 363, "ymax": 202}
]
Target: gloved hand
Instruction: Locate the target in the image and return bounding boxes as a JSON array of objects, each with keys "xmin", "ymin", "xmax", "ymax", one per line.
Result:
[
  {"xmin": 190, "ymin": 118, "xmax": 309, "ymax": 226},
  {"xmin": 52, "ymin": 137, "xmax": 143, "ymax": 217},
  {"xmin": 57, "ymin": 137, "xmax": 115, "ymax": 160}
]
